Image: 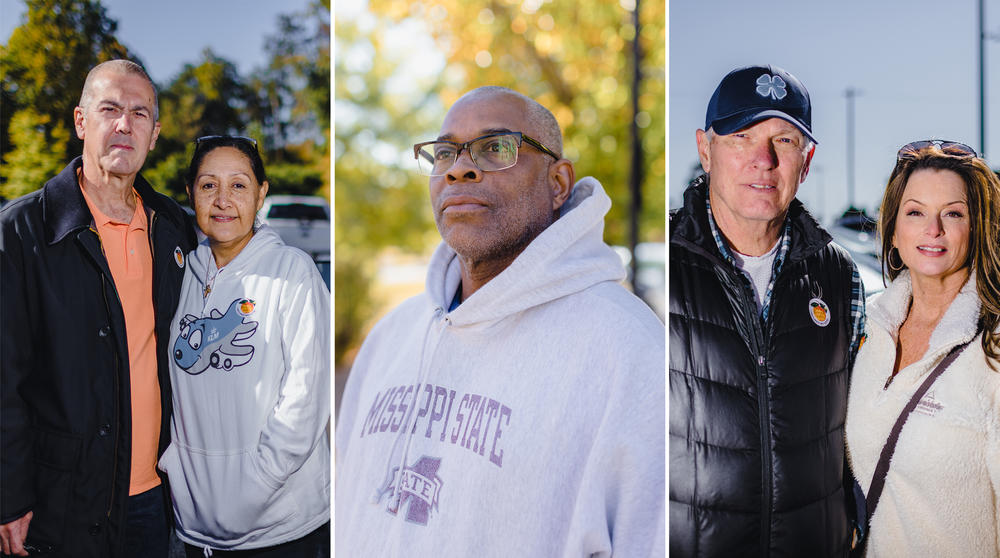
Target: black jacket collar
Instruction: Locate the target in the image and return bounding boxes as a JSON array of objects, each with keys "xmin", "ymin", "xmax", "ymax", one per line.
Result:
[
  {"xmin": 670, "ymin": 174, "xmax": 832, "ymax": 265},
  {"xmin": 42, "ymin": 156, "xmax": 170, "ymax": 245}
]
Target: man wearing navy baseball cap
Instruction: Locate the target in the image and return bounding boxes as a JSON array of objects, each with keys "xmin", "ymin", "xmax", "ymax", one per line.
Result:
[{"xmin": 669, "ymin": 65, "xmax": 865, "ymax": 557}]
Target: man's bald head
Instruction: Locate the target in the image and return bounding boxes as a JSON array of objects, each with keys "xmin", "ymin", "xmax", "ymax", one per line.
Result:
[
  {"xmin": 452, "ymin": 86, "xmax": 563, "ymax": 158},
  {"xmin": 429, "ymin": 86, "xmax": 575, "ymax": 275},
  {"xmin": 79, "ymin": 59, "xmax": 159, "ymax": 121}
]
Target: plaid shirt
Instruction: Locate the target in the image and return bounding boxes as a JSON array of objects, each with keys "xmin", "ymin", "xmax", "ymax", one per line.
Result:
[{"xmin": 705, "ymin": 189, "xmax": 866, "ymax": 365}]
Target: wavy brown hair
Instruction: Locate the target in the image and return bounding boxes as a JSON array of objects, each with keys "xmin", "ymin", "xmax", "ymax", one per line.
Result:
[{"xmin": 878, "ymin": 143, "xmax": 1000, "ymax": 367}]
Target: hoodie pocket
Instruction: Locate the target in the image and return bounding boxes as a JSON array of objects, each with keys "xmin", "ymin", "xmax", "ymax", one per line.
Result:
[{"xmin": 159, "ymin": 442, "xmax": 297, "ymax": 543}]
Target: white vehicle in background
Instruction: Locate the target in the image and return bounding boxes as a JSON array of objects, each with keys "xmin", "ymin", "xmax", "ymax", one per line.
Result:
[
  {"xmin": 313, "ymin": 252, "xmax": 330, "ymax": 290},
  {"xmin": 257, "ymin": 195, "xmax": 331, "ymax": 258},
  {"xmin": 827, "ymin": 211, "xmax": 886, "ymax": 296}
]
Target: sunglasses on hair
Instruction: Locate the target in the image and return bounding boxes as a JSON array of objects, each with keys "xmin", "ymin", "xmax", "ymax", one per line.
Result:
[
  {"xmin": 897, "ymin": 139, "xmax": 978, "ymax": 160},
  {"xmin": 195, "ymin": 135, "xmax": 259, "ymax": 149}
]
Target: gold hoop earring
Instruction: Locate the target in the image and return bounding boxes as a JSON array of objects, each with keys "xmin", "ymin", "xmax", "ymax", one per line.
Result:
[{"xmin": 888, "ymin": 247, "xmax": 905, "ymax": 272}]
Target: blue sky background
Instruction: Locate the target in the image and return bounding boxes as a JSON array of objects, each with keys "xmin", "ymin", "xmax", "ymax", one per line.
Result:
[
  {"xmin": 669, "ymin": 0, "xmax": 1000, "ymax": 223},
  {"xmin": 1, "ymin": 0, "xmax": 313, "ymax": 85}
]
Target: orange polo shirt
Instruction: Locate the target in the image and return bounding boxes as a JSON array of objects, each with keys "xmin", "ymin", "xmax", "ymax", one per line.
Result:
[{"xmin": 80, "ymin": 184, "xmax": 162, "ymax": 496}]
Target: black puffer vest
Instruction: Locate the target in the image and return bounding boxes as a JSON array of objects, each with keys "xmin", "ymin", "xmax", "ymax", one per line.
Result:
[{"xmin": 669, "ymin": 177, "xmax": 855, "ymax": 558}]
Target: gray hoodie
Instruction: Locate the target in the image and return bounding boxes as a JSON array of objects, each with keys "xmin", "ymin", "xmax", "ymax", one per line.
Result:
[
  {"xmin": 336, "ymin": 177, "xmax": 665, "ymax": 557},
  {"xmin": 160, "ymin": 225, "xmax": 330, "ymax": 551}
]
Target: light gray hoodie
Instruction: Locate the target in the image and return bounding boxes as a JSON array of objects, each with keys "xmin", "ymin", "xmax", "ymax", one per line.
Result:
[
  {"xmin": 336, "ymin": 177, "xmax": 666, "ymax": 557},
  {"xmin": 160, "ymin": 225, "xmax": 330, "ymax": 551}
]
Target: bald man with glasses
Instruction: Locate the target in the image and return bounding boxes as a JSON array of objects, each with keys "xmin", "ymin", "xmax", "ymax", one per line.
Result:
[{"xmin": 335, "ymin": 86, "xmax": 665, "ymax": 557}]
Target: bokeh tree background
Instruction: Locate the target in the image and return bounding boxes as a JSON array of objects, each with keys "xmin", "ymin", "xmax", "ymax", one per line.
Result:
[
  {"xmin": 335, "ymin": 0, "xmax": 665, "ymax": 366},
  {"xmin": 1, "ymin": 0, "xmax": 330, "ymax": 204}
]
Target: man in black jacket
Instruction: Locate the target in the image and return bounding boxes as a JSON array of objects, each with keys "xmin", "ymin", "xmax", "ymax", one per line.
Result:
[
  {"xmin": 669, "ymin": 65, "xmax": 865, "ymax": 557},
  {"xmin": 0, "ymin": 60, "xmax": 196, "ymax": 557}
]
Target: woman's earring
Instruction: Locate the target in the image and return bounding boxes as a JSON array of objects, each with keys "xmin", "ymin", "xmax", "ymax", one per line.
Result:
[{"xmin": 888, "ymin": 246, "xmax": 905, "ymax": 272}]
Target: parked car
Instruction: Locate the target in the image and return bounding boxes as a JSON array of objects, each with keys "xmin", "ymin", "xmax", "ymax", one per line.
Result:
[
  {"xmin": 257, "ymin": 195, "xmax": 331, "ymax": 258},
  {"xmin": 184, "ymin": 197, "xmax": 330, "ymax": 289},
  {"xmin": 314, "ymin": 252, "xmax": 331, "ymax": 290},
  {"xmin": 827, "ymin": 218, "xmax": 885, "ymax": 296}
]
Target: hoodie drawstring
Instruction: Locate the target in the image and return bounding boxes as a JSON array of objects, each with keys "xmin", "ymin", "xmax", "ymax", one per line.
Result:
[{"xmin": 375, "ymin": 306, "xmax": 449, "ymax": 508}]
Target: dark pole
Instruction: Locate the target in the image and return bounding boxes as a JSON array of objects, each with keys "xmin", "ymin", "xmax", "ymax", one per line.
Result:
[
  {"xmin": 979, "ymin": 0, "xmax": 986, "ymax": 157},
  {"xmin": 629, "ymin": 0, "xmax": 643, "ymax": 294},
  {"xmin": 845, "ymin": 87, "xmax": 857, "ymax": 210}
]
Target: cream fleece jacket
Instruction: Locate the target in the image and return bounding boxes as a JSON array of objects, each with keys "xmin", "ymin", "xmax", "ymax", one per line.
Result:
[{"xmin": 846, "ymin": 271, "xmax": 1000, "ymax": 557}]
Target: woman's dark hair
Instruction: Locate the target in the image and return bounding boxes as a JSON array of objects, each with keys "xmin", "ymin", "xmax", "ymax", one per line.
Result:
[
  {"xmin": 878, "ymin": 143, "xmax": 1000, "ymax": 367},
  {"xmin": 185, "ymin": 135, "xmax": 267, "ymax": 188}
]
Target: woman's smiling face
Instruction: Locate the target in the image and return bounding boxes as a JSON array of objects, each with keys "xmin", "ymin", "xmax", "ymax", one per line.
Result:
[
  {"xmin": 191, "ymin": 146, "xmax": 268, "ymax": 261},
  {"xmin": 893, "ymin": 168, "xmax": 970, "ymax": 283}
]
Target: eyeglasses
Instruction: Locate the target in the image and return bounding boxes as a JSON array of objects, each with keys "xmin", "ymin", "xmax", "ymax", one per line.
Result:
[
  {"xmin": 195, "ymin": 135, "xmax": 259, "ymax": 150},
  {"xmin": 897, "ymin": 139, "xmax": 978, "ymax": 160},
  {"xmin": 413, "ymin": 132, "xmax": 559, "ymax": 176}
]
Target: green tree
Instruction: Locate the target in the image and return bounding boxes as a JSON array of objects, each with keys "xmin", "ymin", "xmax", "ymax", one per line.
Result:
[
  {"xmin": 250, "ymin": 0, "xmax": 330, "ymax": 198},
  {"xmin": 143, "ymin": 50, "xmax": 255, "ymax": 200},
  {"xmin": 254, "ymin": 0, "xmax": 331, "ymax": 152},
  {"xmin": 2, "ymin": 108, "xmax": 71, "ymax": 199},
  {"xmin": 2, "ymin": 0, "xmax": 331, "ymax": 205},
  {"xmin": 143, "ymin": 1, "xmax": 330, "ymax": 203},
  {"xmin": 333, "ymin": 13, "xmax": 443, "ymax": 364},
  {"xmin": 1, "ymin": 0, "xmax": 134, "ymax": 195}
]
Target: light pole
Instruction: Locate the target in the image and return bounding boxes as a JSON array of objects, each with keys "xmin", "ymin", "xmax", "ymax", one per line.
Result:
[
  {"xmin": 980, "ymin": 0, "xmax": 986, "ymax": 157},
  {"xmin": 844, "ymin": 87, "xmax": 860, "ymax": 210},
  {"xmin": 628, "ymin": 0, "xmax": 643, "ymax": 295},
  {"xmin": 979, "ymin": 0, "xmax": 1000, "ymax": 158}
]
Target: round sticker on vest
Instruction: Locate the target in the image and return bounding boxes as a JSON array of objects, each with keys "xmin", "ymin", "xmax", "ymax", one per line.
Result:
[
  {"xmin": 809, "ymin": 297, "xmax": 831, "ymax": 327},
  {"xmin": 174, "ymin": 246, "xmax": 185, "ymax": 268}
]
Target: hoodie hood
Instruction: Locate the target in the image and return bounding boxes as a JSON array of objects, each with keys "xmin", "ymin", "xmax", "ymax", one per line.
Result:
[
  {"xmin": 867, "ymin": 269, "xmax": 981, "ymax": 352},
  {"xmin": 424, "ymin": 176, "xmax": 626, "ymax": 326},
  {"xmin": 164, "ymin": 221, "xmax": 330, "ymax": 549},
  {"xmin": 186, "ymin": 224, "xmax": 285, "ymax": 285}
]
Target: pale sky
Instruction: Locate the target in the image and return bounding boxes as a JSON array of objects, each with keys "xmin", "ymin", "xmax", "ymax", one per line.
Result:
[
  {"xmin": 669, "ymin": 0, "xmax": 1000, "ymax": 223},
  {"xmin": 1, "ymin": 0, "xmax": 315, "ymax": 85}
]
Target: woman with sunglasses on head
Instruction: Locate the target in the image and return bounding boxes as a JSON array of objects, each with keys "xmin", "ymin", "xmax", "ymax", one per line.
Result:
[
  {"xmin": 157, "ymin": 135, "xmax": 330, "ymax": 557},
  {"xmin": 845, "ymin": 140, "xmax": 1000, "ymax": 557}
]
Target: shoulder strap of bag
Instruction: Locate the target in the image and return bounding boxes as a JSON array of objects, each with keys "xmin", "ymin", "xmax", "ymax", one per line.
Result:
[{"xmin": 865, "ymin": 338, "xmax": 972, "ymax": 517}]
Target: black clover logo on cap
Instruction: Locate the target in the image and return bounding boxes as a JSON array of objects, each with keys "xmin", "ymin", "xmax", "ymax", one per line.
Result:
[{"xmin": 756, "ymin": 74, "xmax": 787, "ymax": 100}]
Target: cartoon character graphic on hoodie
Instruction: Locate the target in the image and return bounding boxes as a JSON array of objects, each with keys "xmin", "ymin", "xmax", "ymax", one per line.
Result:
[
  {"xmin": 173, "ymin": 298, "xmax": 258, "ymax": 375},
  {"xmin": 161, "ymin": 225, "xmax": 330, "ymax": 552}
]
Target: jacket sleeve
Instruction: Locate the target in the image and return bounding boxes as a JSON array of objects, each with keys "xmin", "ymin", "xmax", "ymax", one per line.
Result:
[
  {"xmin": 253, "ymin": 254, "xmax": 331, "ymax": 488},
  {"xmin": 1, "ymin": 213, "xmax": 37, "ymax": 523}
]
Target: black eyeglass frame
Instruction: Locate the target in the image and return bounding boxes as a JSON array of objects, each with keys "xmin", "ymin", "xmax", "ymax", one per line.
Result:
[
  {"xmin": 413, "ymin": 131, "xmax": 560, "ymax": 176},
  {"xmin": 195, "ymin": 135, "xmax": 259, "ymax": 150},
  {"xmin": 897, "ymin": 139, "xmax": 978, "ymax": 160}
]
